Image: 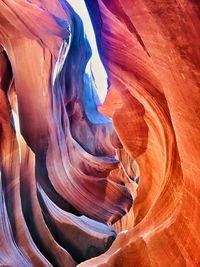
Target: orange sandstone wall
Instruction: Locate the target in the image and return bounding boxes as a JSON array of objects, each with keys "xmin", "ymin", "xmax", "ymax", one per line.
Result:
[
  {"xmin": 80, "ymin": 0, "xmax": 200, "ymax": 266},
  {"xmin": 0, "ymin": 0, "xmax": 200, "ymax": 266}
]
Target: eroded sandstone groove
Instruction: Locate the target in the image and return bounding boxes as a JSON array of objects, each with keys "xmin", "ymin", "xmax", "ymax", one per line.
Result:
[{"xmin": 0, "ymin": 0, "xmax": 200, "ymax": 266}]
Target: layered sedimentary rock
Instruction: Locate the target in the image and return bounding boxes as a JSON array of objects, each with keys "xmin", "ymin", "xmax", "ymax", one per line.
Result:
[{"xmin": 0, "ymin": 0, "xmax": 200, "ymax": 266}]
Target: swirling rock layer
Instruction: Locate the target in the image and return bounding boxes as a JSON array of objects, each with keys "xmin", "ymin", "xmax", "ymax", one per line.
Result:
[
  {"xmin": 0, "ymin": 0, "xmax": 200, "ymax": 267},
  {"xmin": 80, "ymin": 0, "xmax": 200, "ymax": 266}
]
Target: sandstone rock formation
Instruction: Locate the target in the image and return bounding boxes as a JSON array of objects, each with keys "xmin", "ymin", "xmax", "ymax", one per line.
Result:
[{"xmin": 0, "ymin": 0, "xmax": 200, "ymax": 266}]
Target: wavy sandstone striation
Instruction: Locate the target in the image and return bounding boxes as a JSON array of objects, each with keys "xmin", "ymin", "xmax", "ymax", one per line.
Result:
[{"xmin": 0, "ymin": 0, "xmax": 200, "ymax": 266}]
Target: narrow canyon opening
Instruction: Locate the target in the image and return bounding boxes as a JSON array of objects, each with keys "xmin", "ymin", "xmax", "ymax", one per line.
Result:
[
  {"xmin": 1, "ymin": 0, "xmax": 199, "ymax": 267},
  {"xmin": 0, "ymin": 3, "xmax": 138, "ymax": 264}
]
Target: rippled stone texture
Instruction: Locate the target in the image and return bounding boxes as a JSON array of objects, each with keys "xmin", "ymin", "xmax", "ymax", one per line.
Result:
[
  {"xmin": 80, "ymin": 0, "xmax": 200, "ymax": 266},
  {"xmin": 0, "ymin": 1, "xmax": 132, "ymax": 266},
  {"xmin": 0, "ymin": 0, "xmax": 200, "ymax": 267}
]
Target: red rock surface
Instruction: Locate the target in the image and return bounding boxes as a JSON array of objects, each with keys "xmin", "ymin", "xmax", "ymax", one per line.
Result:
[{"xmin": 0, "ymin": 0, "xmax": 200, "ymax": 266}]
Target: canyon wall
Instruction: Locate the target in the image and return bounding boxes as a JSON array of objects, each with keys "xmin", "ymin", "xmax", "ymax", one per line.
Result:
[{"xmin": 0, "ymin": 0, "xmax": 200, "ymax": 266}]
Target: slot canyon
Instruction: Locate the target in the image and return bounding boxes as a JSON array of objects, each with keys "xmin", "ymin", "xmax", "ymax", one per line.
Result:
[{"xmin": 0, "ymin": 0, "xmax": 200, "ymax": 266}]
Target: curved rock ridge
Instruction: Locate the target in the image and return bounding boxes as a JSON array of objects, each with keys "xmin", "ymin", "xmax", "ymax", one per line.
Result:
[
  {"xmin": 0, "ymin": 0, "xmax": 200, "ymax": 267},
  {"xmin": 0, "ymin": 0, "xmax": 132, "ymax": 266},
  {"xmin": 79, "ymin": 0, "xmax": 200, "ymax": 266}
]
